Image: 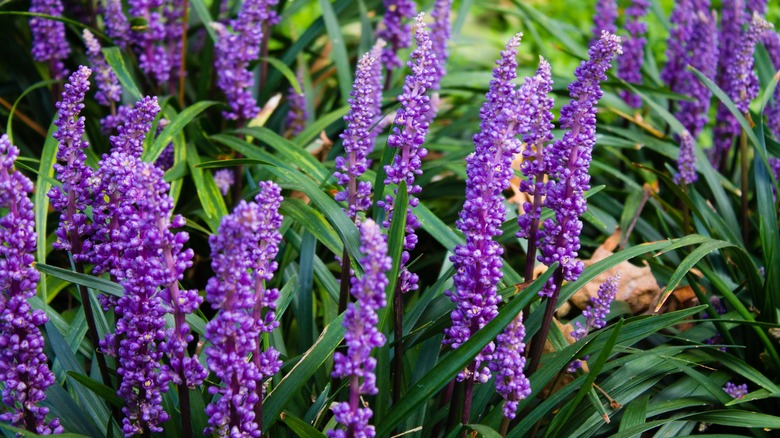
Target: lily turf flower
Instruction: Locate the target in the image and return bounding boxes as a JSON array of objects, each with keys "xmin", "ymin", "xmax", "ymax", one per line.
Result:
[
  {"xmin": 212, "ymin": 0, "xmax": 279, "ymax": 122},
  {"xmin": 592, "ymin": 0, "xmax": 618, "ymax": 44},
  {"xmin": 723, "ymin": 382, "xmax": 748, "ymax": 399},
  {"xmin": 285, "ymin": 72, "xmax": 308, "ymax": 137},
  {"xmin": 377, "ymin": 0, "xmax": 417, "ymax": 72},
  {"xmin": 329, "ymin": 219, "xmax": 391, "ymax": 438},
  {"xmin": 0, "ymin": 134, "xmax": 63, "ymax": 435},
  {"xmin": 429, "ymin": 0, "xmax": 453, "ymax": 89},
  {"xmin": 617, "ymin": 0, "xmax": 650, "ymax": 108},
  {"xmin": 214, "ymin": 168, "xmax": 236, "ymax": 196},
  {"xmin": 675, "ymin": 130, "xmax": 697, "ymax": 185},
  {"xmin": 763, "ymin": 31, "xmax": 780, "ymax": 139},
  {"xmin": 490, "ymin": 313, "xmax": 531, "ymax": 420},
  {"xmin": 379, "ymin": 13, "xmax": 437, "ymax": 294},
  {"xmin": 661, "ymin": 0, "xmax": 697, "ymax": 91},
  {"xmin": 443, "ymin": 33, "xmax": 526, "ymax": 384},
  {"xmin": 103, "ymin": 0, "xmax": 130, "ymax": 48},
  {"xmin": 128, "ymin": 0, "xmax": 187, "ymax": 86},
  {"xmin": 83, "ymin": 29, "xmax": 122, "ymax": 107},
  {"xmin": 334, "ymin": 46, "xmax": 383, "ymax": 222},
  {"xmin": 29, "ymin": 0, "xmax": 70, "ymax": 79},
  {"xmin": 204, "ymin": 181, "xmax": 284, "ymax": 436}
]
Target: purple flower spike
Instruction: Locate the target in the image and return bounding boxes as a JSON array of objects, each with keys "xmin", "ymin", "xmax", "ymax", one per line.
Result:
[
  {"xmin": 675, "ymin": 130, "xmax": 697, "ymax": 185},
  {"xmin": 334, "ymin": 47, "xmax": 383, "ymax": 222},
  {"xmin": 430, "ymin": 0, "xmax": 453, "ymax": 89},
  {"xmin": 675, "ymin": 9, "xmax": 718, "ymax": 139},
  {"xmin": 213, "ymin": 168, "xmax": 235, "ymax": 196},
  {"xmin": 48, "ymin": 66, "xmax": 94, "ymax": 263},
  {"xmin": 763, "ymin": 31, "xmax": 780, "ymax": 139},
  {"xmin": 212, "ymin": 0, "xmax": 279, "ymax": 121},
  {"xmin": 128, "ymin": 0, "xmax": 187, "ymax": 86},
  {"xmin": 747, "ymin": 0, "xmax": 767, "ymax": 14},
  {"xmin": 0, "ymin": 135, "xmax": 63, "ymax": 435},
  {"xmin": 103, "ymin": 0, "xmax": 130, "ymax": 48},
  {"xmin": 537, "ymin": 32, "xmax": 622, "ymax": 298},
  {"xmin": 443, "ymin": 34, "xmax": 526, "ymax": 384},
  {"xmin": 713, "ymin": 12, "xmax": 773, "ymax": 163},
  {"xmin": 571, "ymin": 274, "xmax": 620, "ymax": 341},
  {"xmin": 29, "ymin": 0, "xmax": 71, "ymax": 79},
  {"xmin": 489, "ymin": 313, "xmax": 531, "ymax": 420},
  {"xmin": 592, "ymin": 0, "xmax": 618, "ymax": 44},
  {"xmin": 516, "ymin": 58, "xmax": 555, "ymax": 272},
  {"xmin": 380, "ymin": 13, "xmax": 437, "ymax": 294},
  {"xmin": 111, "ymin": 96, "xmax": 160, "ymax": 157},
  {"xmin": 204, "ymin": 181, "xmax": 283, "ymax": 436},
  {"xmin": 285, "ymin": 73, "xmax": 308, "ymax": 137},
  {"xmin": 617, "ymin": 0, "xmax": 650, "ymax": 108},
  {"xmin": 661, "ymin": 0, "xmax": 697, "ymax": 90},
  {"xmin": 377, "ymin": 0, "xmax": 417, "ymax": 72},
  {"xmin": 83, "ymin": 29, "xmax": 122, "ymax": 107},
  {"xmin": 723, "ymin": 382, "xmax": 748, "ymax": 399},
  {"xmin": 330, "ymin": 219, "xmax": 391, "ymax": 438}
]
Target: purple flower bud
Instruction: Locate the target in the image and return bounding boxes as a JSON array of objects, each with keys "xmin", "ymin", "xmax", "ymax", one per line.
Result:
[
  {"xmin": 29, "ymin": 0, "xmax": 71, "ymax": 79},
  {"xmin": 723, "ymin": 382, "xmax": 748, "ymax": 398},
  {"xmin": 103, "ymin": 0, "xmax": 130, "ymax": 48},
  {"xmin": 537, "ymin": 32, "xmax": 622, "ymax": 298},
  {"xmin": 285, "ymin": 72, "xmax": 308, "ymax": 137},
  {"xmin": 443, "ymin": 34, "xmax": 526, "ymax": 383},
  {"xmin": 48, "ymin": 66, "xmax": 94, "ymax": 263},
  {"xmin": 379, "ymin": 13, "xmax": 437, "ymax": 294},
  {"xmin": 592, "ymin": 0, "xmax": 618, "ymax": 44},
  {"xmin": 0, "ymin": 135, "xmax": 63, "ymax": 435},
  {"xmin": 429, "ymin": 0, "xmax": 453, "ymax": 89},
  {"xmin": 204, "ymin": 181, "xmax": 284, "ymax": 436},
  {"xmin": 617, "ymin": 0, "xmax": 650, "ymax": 108},
  {"xmin": 212, "ymin": 0, "xmax": 279, "ymax": 121},
  {"xmin": 110, "ymin": 96, "xmax": 160, "ymax": 157},
  {"xmin": 213, "ymin": 168, "xmax": 235, "ymax": 196},
  {"xmin": 83, "ymin": 29, "xmax": 122, "ymax": 107},
  {"xmin": 330, "ymin": 219, "xmax": 391, "ymax": 438},
  {"xmin": 571, "ymin": 274, "xmax": 620, "ymax": 341},
  {"xmin": 675, "ymin": 130, "xmax": 697, "ymax": 185},
  {"xmin": 763, "ymin": 31, "xmax": 780, "ymax": 139},
  {"xmin": 334, "ymin": 45, "xmax": 384, "ymax": 222},
  {"xmin": 489, "ymin": 313, "xmax": 531, "ymax": 420},
  {"xmin": 377, "ymin": 0, "xmax": 417, "ymax": 71}
]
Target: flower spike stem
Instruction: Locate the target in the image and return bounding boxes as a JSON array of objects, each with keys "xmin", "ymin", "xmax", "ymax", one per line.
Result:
[{"xmin": 526, "ymin": 269, "xmax": 563, "ymax": 376}]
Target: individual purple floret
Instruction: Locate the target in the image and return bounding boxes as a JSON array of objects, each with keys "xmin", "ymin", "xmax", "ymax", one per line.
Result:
[
  {"xmin": 516, "ymin": 58, "xmax": 555, "ymax": 279},
  {"xmin": 330, "ymin": 219, "xmax": 391, "ymax": 438},
  {"xmin": 212, "ymin": 0, "xmax": 279, "ymax": 122},
  {"xmin": 204, "ymin": 182, "xmax": 284, "ymax": 436},
  {"xmin": 661, "ymin": 0, "xmax": 696, "ymax": 90},
  {"xmin": 675, "ymin": 9, "xmax": 718, "ymax": 139},
  {"xmin": 537, "ymin": 32, "xmax": 622, "ymax": 298},
  {"xmin": 285, "ymin": 73, "xmax": 308, "ymax": 137},
  {"xmin": 83, "ymin": 29, "xmax": 122, "ymax": 107},
  {"xmin": 443, "ymin": 34, "xmax": 525, "ymax": 384},
  {"xmin": 723, "ymin": 382, "xmax": 748, "ymax": 399},
  {"xmin": 489, "ymin": 313, "xmax": 531, "ymax": 420},
  {"xmin": 103, "ymin": 0, "xmax": 130, "ymax": 48},
  {"xmin": 334, "ymin": 49, "xmax": 383, "ymax": 222},
  {"xmin": 617, "ymin": 0, "xmax": 650, "ymax": 108},
  {"xmin": 0, "ymin": 135, "xmax": 63, "ymax": 435},
  {"xmin": 29, "ymin": 0, "xmax": 71, "ymax": 79},
  {"xmin": 713, "ymin": 13, "xmax": 773, "ymax": 163},
  {"xmin": 429, "ymin": 0, "xmax": 452, "ymax": 89},
  {"xmin": 591, "ymin": 0, "xmax": 618, "ymax": 44},
  {"xmin": 379, "ymin": 13, "xmax": 437, "ymax": 294},
  {"xmin": 377, "ymin": 0, "xmax": 417, "ymax": 73},
  {"xmin": 48, "ymin": 66, "xmax": 94, "ymax": 263},
  {"xmin": 675, "ymin": 130, "xmax": 697, "ymax": 185},
  {"xmin": 213, "ymin": 168, "xmax": 235, "ymax": 196},
  {"xmin": 571, "ymin": 274, "xmax": 621, "ymax": 341}
]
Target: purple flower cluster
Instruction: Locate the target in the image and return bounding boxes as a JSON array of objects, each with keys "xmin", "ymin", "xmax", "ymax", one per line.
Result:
[
  {"xmin": 127, "ymin": 0, "xmax": 187, "ymax": 86},
  {"xmin": 83, "ymin": 29, "xmax": 122, "ymax": 108},
  {"xmin": 330, "ymin": 219, "xmax": 391, "ymax": 438},
  {"xmin": 661, "ymin": 0, "xmax": 697, "ymax": 90},
  {"xmin": 763, "ymin": 31, "xmax": 780, "ymax": 139},
  {"xmin": 489, "ymin": 313, "xmax": 531, "ymax": 420},
  {"xmin": 334, "ymin": 48, "xmax": 383, "ymax": 222},
  {"xmin": 213, "ymin": 168, "xmax": 235, "ymax": 196},
  {"xmin": 617, "ymin": 0, "xmax": 650, "ymax": 108},
  {"xmin": 571, "ymin": 274, "xmax": 620, "ymax": 341},
  {"xmin": 212, "ymin": 0, "xmax": 279, "ymax": 121},
  {"xmin": 516, "ymin": 58, "xmax": 555, "ymax": 277},
  {"xmin": 380, "ymin": 14, "xmax": 437, "ymax": 295},
  {"xmin": 723, "ymin": 382, "xmax": 748, "ymax": 399},
  {"xmin": 29, "ymin": 0, "xmax": 71, "ymax": 79},
  {"xmin": 675, "ymin": 130, "xmax": 697, "ymax": 185},
  {"xmin": 443, "ymin": 34, "xmax": 526, "ymax": 383},
  {"xmin": 285, "ymin": 73, "xmax": 308, "ymax": 137},
  {"xmin": 0, "ymin": 135, "xmax": 63, "ymax": 435},
  {"xmin": 537, "ymin": 32, "xmax": 622, "ymax": 298},
  {"xmin": 204, "ymin": 182, "xmax": 283, "ymax": 436},
  {"xmin": 377, "ymin": 0, "xmax": 417, "ymax": 72},
  {"xmin": 592, "ymin": 0, "xmax": 618, "ymax": 44},
  {"xmin": 48, "ymin": 66, "xmax": 94, "ymax": 263},
  {"xmin": 103, "ymin": 0, "xmax": 130, "ymax": 48},
  {"xmin": 429, "ymin": 0, "xmax": 453, "ymax": 89}
]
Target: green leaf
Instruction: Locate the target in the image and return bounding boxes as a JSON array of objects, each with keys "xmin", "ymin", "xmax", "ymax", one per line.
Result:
[
  {"xmin": 190, "ymin": 0, "xmax": 217, "ymax": 41},
  {"xmin": 262, "ymin": 57, "xmax": 303, "ymax": 95},
  {"xmin": 0, "ymin": 423, "xmax": 89, "ymax": 438},
  {"xmin": 236, "ymin": 127, "xmax": 330, "ymax": 181},
  {"xmin": 318, "ymin": 0, "xmax": 352, "ymax": 106},
  {"xmin": 6, "ymin": 79, "xmax": 59, "ymax": 143},
  {"xmin": 282, "ymin": 413, "xmax": 326, "ymax": 438},
  {"xmin": 103, "ymin": 47, "xmax": 142, "ymax": 100},
  {"xmin": 144, "ymin": 101, "xmax": 219, "ymax": 163},
  {"xmin": 375, "ymin": 265, "xmax": 557, "ymax": 436},
  {"xmin": 185, "ymin": 142, "xmax": 228, "ymax": 232},
  {"xmin": 280, "ymin": 198, "xmax": 342, "ymax": 256},
  {"xmin": 37, "ymin": 263, "xmax": 123, "ymax": 297},
  {"xmin": 620, "ymin": 395, "xmax": 649, "ymax": 437},
  {"xmin": 66, "ymin": 372, "xmax": 124, "ymax": 408},
  {"xmin": 294, "ymin": 106, "xmax": 349, "ymax": 147},
  {"xmin": 35, "ymin": 121, "xmax": 59, "ymax": 304},
  {"xmin": 466, "ymin": 424, "xmax": 503, "ymax": 438}
]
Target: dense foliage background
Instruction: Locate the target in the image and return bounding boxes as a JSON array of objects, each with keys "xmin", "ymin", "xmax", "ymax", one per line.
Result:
[{"xmin": 1, "ymin": 0, "xmax": 780, "ymax": 436}]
